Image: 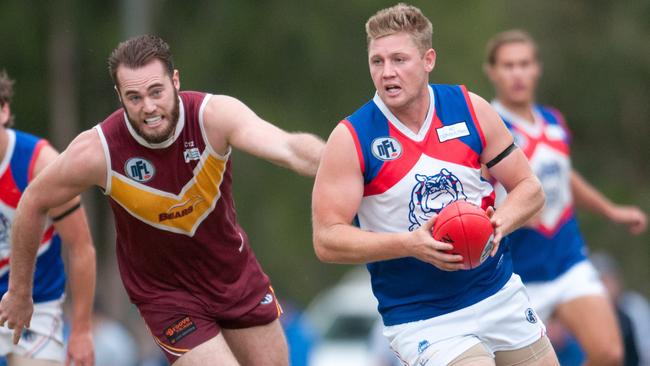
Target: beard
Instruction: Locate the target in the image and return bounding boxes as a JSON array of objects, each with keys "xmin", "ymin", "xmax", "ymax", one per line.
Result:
[{"xmin": 124, "ymin": 89, "xmax": 180, "ymax": 144}]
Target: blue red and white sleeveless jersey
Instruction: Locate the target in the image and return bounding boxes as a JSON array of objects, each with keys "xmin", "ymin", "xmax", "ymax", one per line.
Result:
[
  {"xmin": 342, "ymin": 84, "xmax": 513, "ymax": 326},
  {"xmin": 95, "ymin": 91, "xmax": 271, "ymax": 315},
  {"xmin": 492, "ymin": 101, "xmax": 586, "ymax": 283},
  {"xmin": 0, "ymin": 129, "xmax": 65, "ymax": 303}
]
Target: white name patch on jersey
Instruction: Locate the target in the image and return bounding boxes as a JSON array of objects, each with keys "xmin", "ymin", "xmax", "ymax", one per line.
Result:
[
  {"xmin": 436, "ymin": 122, "xmax": 470, "ymax": 142},
  {"xmin": 184, "ymin": 147, "xmax": 201, "ymax": 162},
  {"xmin": 545, "ymin": 124, "xmax": 567, "ymax": 141}
]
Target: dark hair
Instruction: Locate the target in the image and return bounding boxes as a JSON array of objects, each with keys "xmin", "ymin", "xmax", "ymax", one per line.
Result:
[
  {"xmin": 485, "ymin": 29, "xmax": 538, "ymax": 65},
  {"xmin": 108, "ymin": 34, "xmax": 174, "ymax": 87},
  {"xmin": 0, "ymin": 70, "xmax": 15, "ymax": 127}
]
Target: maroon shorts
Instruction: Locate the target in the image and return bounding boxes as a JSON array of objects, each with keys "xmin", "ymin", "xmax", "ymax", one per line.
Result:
[{"xmin": 138, "ymin": 286, "xmax": 282, "ymax": 364}]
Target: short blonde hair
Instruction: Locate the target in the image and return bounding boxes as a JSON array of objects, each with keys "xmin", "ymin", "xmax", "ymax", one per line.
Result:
[
  {"xmin": 365, "ymin": 3, "xmax": 433, "ymax": 54},
  {"xmin": 485, "ymin": 29, "xmax": 538, "ymax": 65}
]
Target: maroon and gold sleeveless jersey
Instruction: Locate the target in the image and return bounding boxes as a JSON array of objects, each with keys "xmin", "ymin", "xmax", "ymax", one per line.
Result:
[{"xmin": 95, "ymin": 91, "xmax": 270, "ymax": 316}]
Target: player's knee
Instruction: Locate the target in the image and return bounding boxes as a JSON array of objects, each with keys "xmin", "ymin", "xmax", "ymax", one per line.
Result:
[{"xmin": 587, "ymin": 344, "xmax": 623, "ymax": 366}]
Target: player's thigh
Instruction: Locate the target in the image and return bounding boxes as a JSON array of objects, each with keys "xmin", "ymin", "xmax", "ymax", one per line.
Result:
[
  {"xmin": 448, "ymin": 343, "xmax": 495, "ymax": 366},
  {"xmin": 554, "ymin": 295, "xmax": 622, "ymax": 357},
  {"xmin": 221, "ymin": 319, "xmax": 288, "ymax": 366},
  {"xmin": 138, "ymin": 305, "xmax": 221, "ymax": 365},
  {"xmin": 173, "ymin": 332, "xmax": 239, "ymax": 366},
  {"xmin": 494, "ymin": 336, "xmax": 558, "ymax": 366},
  {"xmin": 6, "ymin": 354, "xmax": 62, "ymax": 366}
]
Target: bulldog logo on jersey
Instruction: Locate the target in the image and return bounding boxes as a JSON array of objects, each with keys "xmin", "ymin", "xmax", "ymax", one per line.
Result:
[
  {"xmin": 408, "ymin": 168, "xmax": 467, "ymax": 231},
  {"xmin": 371, "ymin": 137, "xmax": 402, "ymax": 161},
  {"xmin": 124, "ymin": 157, "xmax": 155, "ymax": 183}
]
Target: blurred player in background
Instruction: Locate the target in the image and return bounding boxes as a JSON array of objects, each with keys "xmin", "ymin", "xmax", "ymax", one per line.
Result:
[
  {"xmin": 591, "ymin": 252, "xmax": 647, "ymax": 366},
  {"xmin": 484, "ymin": 29, "xmax": 648, "ymax": 366},
  {"xmin": 0, "ymin": 35, "xmax": 323, "ymax": 366},
  {"xmin": 0, "ymin": 71, "xmax": 95, "ymax": 365},
  {"xmin": 313, "ymin": 4, "xmax": 558, "ymax": 365}
]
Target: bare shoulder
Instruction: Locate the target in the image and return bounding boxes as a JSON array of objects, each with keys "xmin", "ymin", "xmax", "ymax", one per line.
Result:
[
  {"xmin": 319, "ymin": 123, "xmax": 361, "ymax": 175},
  {"xmin": 204, "ymin": 95, "xmax": 255, "ymax": 123},
  {"xmin": 206, "ymin": 94, "xmax": 245, "ymax": 108},
  {"xmin": 203, "ymin": 94, "xmax": 259, "ymax": 130},
  {"xmin": 56, "ymin": 129, "xmax": 107, "ymax": 188},
  {"xmin": 468, "ymin": 92, "xmax": 496, "ymax": 121},
  {"xmin": 203, "ymin": 94, "xmax": 272, "ymax": 155},
  {"xmin": 33, "ymin": 129, "xmax": 103, "ymax": 177},
  {"xmin": 312, "ymin": 122, "xmax": 364, "ymax": 223},
  {"xmin": 468, "ymin": 91, "xmax": 506, "ymax": 131},
  {"xmin": 467, "ymin": 91, "xmax": 513, "ymax": 163},
  {"xmin": 327, "ymin": 123, "xmax": 356, "ymax": 147},
  {"xmin": 32, "ymin": 143, "xmax": 59, "ymax": 177},
  {"xmin": 64, "ymin": 129, "xmax": 103, "ymax": 159}
]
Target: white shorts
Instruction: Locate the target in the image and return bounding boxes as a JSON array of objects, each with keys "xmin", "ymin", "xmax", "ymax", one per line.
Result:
[
  {"xmin": 383, "ymin": 274, "xmax": 545, "ymax": 366},
  {"xmin": 524, "ymin": 260, "xmax": 606, "ymax": 322},
  {"xmin": 0, "ymin": 297, "xmax": 65, "ymax": 362}
]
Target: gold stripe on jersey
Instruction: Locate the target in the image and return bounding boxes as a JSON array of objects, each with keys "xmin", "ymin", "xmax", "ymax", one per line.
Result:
[{"xmin": 109, "ymin": 151, "xmax": 226, "ymax": 236}]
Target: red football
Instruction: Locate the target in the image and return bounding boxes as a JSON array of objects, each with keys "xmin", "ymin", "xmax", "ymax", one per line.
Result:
[{"xmin": 431, "ymin": 201, "xmax": 495, "ymax": 270}]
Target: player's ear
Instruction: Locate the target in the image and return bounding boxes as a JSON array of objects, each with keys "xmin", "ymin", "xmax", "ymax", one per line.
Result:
[
  {"xmin": 113, "ymin": 85, "xmax": 122, "ymax": 103},
  {"xmin": 483, "ymin": 62, "xmax": 496, "ymax": 82},
  {"xmin": 424, "ymin": 48, "xmax": 436, "ymax": 72},
  {"xmin": 172, "ymin": 69, "xmax": 180, "ymax": 91},
  {"xmin": 0, "ymin": 103, "xmax": 9, "ymax": 126}
]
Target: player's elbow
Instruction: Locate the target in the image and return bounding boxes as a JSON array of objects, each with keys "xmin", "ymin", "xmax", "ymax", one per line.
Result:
[
  {"xmin": 16, "ymin": 187, "xmax": 51, "ymax": 223},
  {"xmin": 287, "ymin": 159, "xmax": 315, "ymax": 178},
  {"xmin": 530, "ymin": 176, "xmax": 546, "ymax": 215},
  {"xmin": 67, "ymin": 237, "xmax": 96, "ymax": 263},
  {"xmin": 313, "ymin": 236, "xmax": 333, "ymax": 263},
  {"xmin": 312, "ymin": 229, "xmax": 339, "ymax": 263},
  {"xmin": 286, "ymin": 133, "xmax": 323, "ymax": 177},
  {"xmin": 80, "ymin": 240, "xmax": 96, "ymax": 259}
]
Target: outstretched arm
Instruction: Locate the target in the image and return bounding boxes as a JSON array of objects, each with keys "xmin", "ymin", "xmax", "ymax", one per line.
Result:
[
  {"xmin": 32, "ymin": 145, "xmax": 97, "ymax": 365},
  {"xmin": 0, "ymin": 129, "xmax": 105, "ymax": 345},
  {"xmin": 56, "ymin": 205, "xmax": 96, "ymax": 366},
  {"xmin": 471, "ymin": 92, "xmax": 545, "ymax": 248},
  {"xmin": 202, "ymin": 95, "xmax": 325, "ymax": 176},
  {"xmin": 571, "ymin": 170, "xmax": 647, "ymax": 235},
  {"xmin": 311, "ymin": 124, "xmax": 464, "ymax": 270}
]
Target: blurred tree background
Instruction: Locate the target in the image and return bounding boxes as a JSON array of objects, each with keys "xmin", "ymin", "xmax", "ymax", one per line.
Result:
[{"xmin": 0, "ymin": 0, "xmax": 648, "ymax": 321}]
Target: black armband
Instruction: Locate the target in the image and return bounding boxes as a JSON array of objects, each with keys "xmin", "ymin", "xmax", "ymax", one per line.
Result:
[
  {"xmin": 486, "ymin": 143, "xmax": 517, "ymax": 168},
  {"xmin": 51, "ymin": 202, "xmax": 82, "ymax": 222}
]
